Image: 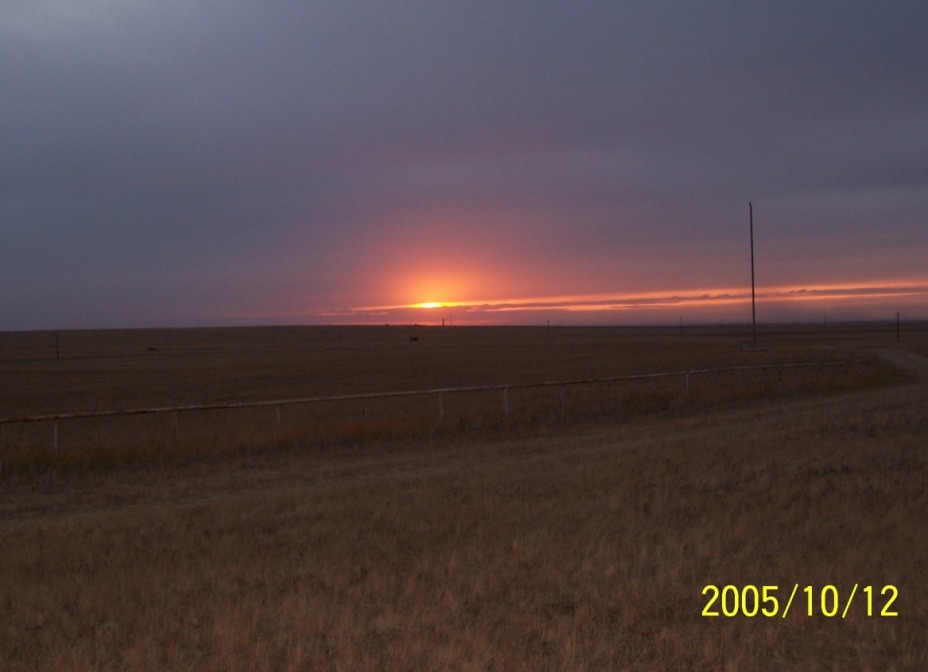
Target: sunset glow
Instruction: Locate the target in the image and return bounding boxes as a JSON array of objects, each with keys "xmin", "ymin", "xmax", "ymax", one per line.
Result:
[
  {"xmin": 319, "ymin": 278, "xmax": 928, "ymax": 326},
  {"xmin": 2, "ymin": 3, "xmax": 926, "ymax": 330}
]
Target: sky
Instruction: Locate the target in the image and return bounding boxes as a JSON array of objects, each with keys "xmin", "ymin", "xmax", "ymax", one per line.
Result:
[{"xmin": 2, "ymin": 1, "xmax": 927, "ymax": 329}]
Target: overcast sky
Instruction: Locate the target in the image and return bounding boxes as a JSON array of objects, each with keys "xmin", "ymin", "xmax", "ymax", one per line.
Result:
[{"xmin": 3, "ymin": 1, "xmax": 927, "ymax": 329}]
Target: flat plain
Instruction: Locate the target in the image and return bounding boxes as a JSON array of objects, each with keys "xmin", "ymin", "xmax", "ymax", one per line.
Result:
[{"xmin": 1, "ymin": 324, "xmax": 926, "ymax": 670}]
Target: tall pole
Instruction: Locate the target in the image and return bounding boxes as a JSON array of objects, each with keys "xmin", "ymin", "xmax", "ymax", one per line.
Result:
[{"xmin": 750, "ymin": 202, "xmax": 757, "ymax": 349}]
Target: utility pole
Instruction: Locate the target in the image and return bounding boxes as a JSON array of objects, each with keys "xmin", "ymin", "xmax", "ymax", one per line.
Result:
[{"xmin": 750, "ymin": 202, "xmax": 757, "ymax": 350}]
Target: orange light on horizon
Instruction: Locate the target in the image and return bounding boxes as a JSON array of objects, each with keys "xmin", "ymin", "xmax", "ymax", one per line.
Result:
[
  {"xmin": 396, "ymin": 271, "xmax": 478, "ymax": 310},
  {"xmin": 318, "ymin": 276, "xmax": 928, "ymax": 324}
]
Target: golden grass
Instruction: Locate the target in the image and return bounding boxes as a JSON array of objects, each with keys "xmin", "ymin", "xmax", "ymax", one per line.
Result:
[
  {"xmin": 1, "ymin": 324, "xmax": 927, "ymax": 669},
  {"xmin": 0, "ymin": 325, "xmax": 904, "ymax": 477},
  {"xmin": 0, "ymin": 324, "xmax": 894, "ymax": 415}
]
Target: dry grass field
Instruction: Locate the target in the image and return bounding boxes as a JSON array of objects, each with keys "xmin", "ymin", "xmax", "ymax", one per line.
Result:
[
  {"xmin": 0, "ymin": 325, "xmax": 899, "ymax": 476},
  {"xmin": 1, "ymin": 324, "xmax": 926, "ymax": 670}
]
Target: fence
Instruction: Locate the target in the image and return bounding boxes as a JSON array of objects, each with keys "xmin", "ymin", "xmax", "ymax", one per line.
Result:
[{"xmin": 0, "ymin": 362, "xmax": 847, "ymax": 452}]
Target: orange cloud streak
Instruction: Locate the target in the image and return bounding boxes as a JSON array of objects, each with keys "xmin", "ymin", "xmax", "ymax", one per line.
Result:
[{"xmin": 316, "ymin": 278, "xmax": 928, "ymax": 324}]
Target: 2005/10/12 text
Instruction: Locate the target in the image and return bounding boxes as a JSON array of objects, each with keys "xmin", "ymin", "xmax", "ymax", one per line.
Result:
[{"xmin": 701, "ymin": 584, "xmax": 898, "ymax": 618}]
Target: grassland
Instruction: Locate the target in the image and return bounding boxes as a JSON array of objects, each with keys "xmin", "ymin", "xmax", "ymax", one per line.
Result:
[
  {"xmin": 1, "ymin": 324, "xmax": 926, "ymax": 670},
  {"xmin": 0, "ymin": 325, "xmax": 899, "ymax": 476}
]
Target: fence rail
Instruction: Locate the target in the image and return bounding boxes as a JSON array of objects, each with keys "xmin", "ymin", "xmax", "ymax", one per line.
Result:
[{"xmin": 0, "ymin": 361, "xmax": 846, "ymax": 426}]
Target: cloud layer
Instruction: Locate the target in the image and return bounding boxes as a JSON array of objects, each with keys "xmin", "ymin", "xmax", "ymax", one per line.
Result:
[{"xmin": 2, "ymin": 1, "xmax": 927, "ymax": 328}]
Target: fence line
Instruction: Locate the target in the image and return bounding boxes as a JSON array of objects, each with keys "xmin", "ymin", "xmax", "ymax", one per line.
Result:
[{"xmin": 0, "ymin": 361, "xmax": 846, "ymax": 426}]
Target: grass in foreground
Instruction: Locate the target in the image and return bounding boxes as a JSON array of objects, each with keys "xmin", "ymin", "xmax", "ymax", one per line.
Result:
[
  {"xmin": 2, "ymin": 326, "xmax": 925, "ymax": 669},
  {"xmin": 2, "ymin": 364, "xmax": 926, "ymax": 670}
]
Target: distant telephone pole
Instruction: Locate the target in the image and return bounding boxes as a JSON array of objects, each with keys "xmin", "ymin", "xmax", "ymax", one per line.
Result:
[{"xmin": 750, "ymin": 202, "xmax": 757, "ymax": 350}]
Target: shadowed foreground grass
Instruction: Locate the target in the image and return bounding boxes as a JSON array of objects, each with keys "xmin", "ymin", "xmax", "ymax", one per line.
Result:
[
  {"xmin": 2, "ymin": 326, "xmax": 926, "ymax": 669},
  {"xmin": 2, "ymin": 366, "xmax": 926, "ymax": 670}
]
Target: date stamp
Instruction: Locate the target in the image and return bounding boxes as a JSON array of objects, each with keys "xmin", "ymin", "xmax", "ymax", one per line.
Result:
[{"xmin": 701, "ymin": 584, "xmax": 899, "ymax": 618}]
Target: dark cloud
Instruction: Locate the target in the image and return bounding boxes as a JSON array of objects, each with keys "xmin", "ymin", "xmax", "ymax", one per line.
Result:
[{"xmin": 2, "ymin": 1, "xmax": 927, "ymax": 328}]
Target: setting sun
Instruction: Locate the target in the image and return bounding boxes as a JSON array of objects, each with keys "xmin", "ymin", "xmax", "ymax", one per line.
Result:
[{"xmin": 413, "ymin": 302, "xmax": 444, "ymax": 309}]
